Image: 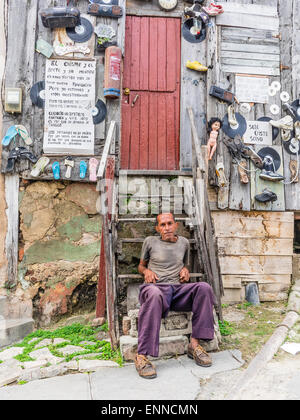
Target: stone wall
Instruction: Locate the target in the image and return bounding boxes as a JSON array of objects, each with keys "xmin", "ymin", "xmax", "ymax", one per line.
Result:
[{"xmin": 12, "ymin": 180, "xmax": 101, "ymax": 327}]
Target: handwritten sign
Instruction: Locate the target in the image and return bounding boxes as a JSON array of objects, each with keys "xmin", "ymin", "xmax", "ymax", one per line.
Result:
[
  {"xmin": 43, "ymin": 59, "xmax": 96, "ymax": 155},
  {"xmin": 243, "ymin": 121, "xmax": 272, "ymax": 145},
  {"xmin": 236, "ymin": 75, "xmax": 269, "ymax": 104}
]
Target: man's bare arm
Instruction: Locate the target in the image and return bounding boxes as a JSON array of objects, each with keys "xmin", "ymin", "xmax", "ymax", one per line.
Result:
[{"xmin": 138, "ymin": 260, "xmax": 159, "ymax": 284}]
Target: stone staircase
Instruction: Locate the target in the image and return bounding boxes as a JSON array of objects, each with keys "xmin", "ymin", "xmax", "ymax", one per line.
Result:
[{"xmin": 0, "ymin": 296, "xmax": 34, "ymax": 349}]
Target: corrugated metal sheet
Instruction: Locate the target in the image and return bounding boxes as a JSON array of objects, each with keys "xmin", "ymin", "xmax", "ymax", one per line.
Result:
[{"xmin": 120, "ymin": 16, "xmax": 181, "ymax": 170}]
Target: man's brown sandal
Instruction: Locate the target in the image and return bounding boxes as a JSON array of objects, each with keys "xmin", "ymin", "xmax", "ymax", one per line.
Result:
[
  {"xmin": 187, "ymin": 344, "xmax": 212, "ymax": 367},
  {"xmin": 135, "ymin": 354, "xmax": 157, "ymax": 379}
]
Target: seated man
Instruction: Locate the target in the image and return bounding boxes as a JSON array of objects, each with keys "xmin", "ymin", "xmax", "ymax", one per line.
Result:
[{"xmin": 135, "ymin": 213, "xmax": 216, "ymax": 379}]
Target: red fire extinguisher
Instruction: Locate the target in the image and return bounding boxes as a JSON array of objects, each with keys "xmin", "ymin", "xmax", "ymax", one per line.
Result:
[{"xmin": 104, "ymin": 46, "xmax": 122, "ymax": 99}]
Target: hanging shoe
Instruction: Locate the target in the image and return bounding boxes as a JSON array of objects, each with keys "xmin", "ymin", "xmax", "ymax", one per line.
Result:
[
  {"xmin": 289, "ymin": 160, "xmax": 299, "ymax": 183},
  {"xmin": 281, "ymin": 128, "xmax": 292, "ymax": 142},
  {"xmin": 269, "ymin": 115, "xmax": 294, "ymax": 130},
  {"xmin": 294, "ymin": 121, "xmax": 300, "ymax": 141},
  {"xmin": 15, "ymin": 125, "xmax": 33, "ymax": 146},
  {"xmin": 241, "ymin": 146, "xmax": 264, "ymax": 169},
  {"xmin": 30, "ymin": 156, "xmax": 50, "ymax": 177},
  {"xmin": 255, "ymin": 188, "xmax": 277, "ymax": 203},
  {"xmin": 228, "ymin": 104, "xmax": 238, "ymax": 127},
  {"xmin": 259, "ymin": 169, "xmax": 284, "ymax": 182},
  {"xmin": 79, "ymin": 160, "xmax": 87, "ymax": 179},
  {"xmin": 216, "ymin": 162, "xmax": 227, "ymax": 187},
  {"xmin": 238, "ymin": 160, "xmax": 249, "ymax": 184},
  {"xmin": 283, "ymin": 102, "xmax": 297, "ymax": 120},
  {"xmin": 52, "ymin": 161, "xmax": 60, "ymax": 180},
  {"xmin": 2, "ymin": 126, "xmax": 17, "ymax": 147},
  {"xmin": 202, "ymin": 2, "xmax": 224, "ymax": 16},
  {"xmin": 89, "ymin": 158, "xmax": 99, "ymax": 182},
  {"xmin": 186, "ymin": 60, "xmax": 208, "ymax": 72}
]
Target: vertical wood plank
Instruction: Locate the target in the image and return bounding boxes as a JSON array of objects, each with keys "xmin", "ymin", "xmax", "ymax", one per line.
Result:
[
  {"xmin": 5, "ymin": 175, "xmax": 19, "ymax": 289},
  {"xmin": 129, "ymin": 92, "xmax": 140, "ymax": 169},
  {"xmin": 157, "ymin": 95, "xmax": 167, "ymax": 169},
  {"xmin": 166, "ymin": 18, "xmax": 177, "ymax": 92},
  {"xmin": 139, "ymin": 93, "xmax": 149, "ymax": 169},
  {"xmin": 130, "ymin": 16, "xmax": 141, "ymax": 90},
  {"xmin": 157, "ymin": 17, "xmax": 167, "ymax": 92},
  {"xmin": 166, "ymin": 95, "xmax": 176, "ymax": 170},
  {"xmin": 149, "ymin": 18, "xmax": 158, "ymax": 92},
  {"xmin": 149, "ymin": 93, "xmax": 158, "ymax": 169},
  {"xmin": 123, "ymin": 15, "xmax": 132, "ymax": 89},
  {"xmin": 140, "ymin": 17, "xmax": 149, "ymax": 91}
]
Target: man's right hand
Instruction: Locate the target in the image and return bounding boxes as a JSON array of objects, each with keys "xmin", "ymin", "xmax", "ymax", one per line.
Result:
[{"xmin": 143, "ymin": 269, "xmax": 159, "ymax": 284}]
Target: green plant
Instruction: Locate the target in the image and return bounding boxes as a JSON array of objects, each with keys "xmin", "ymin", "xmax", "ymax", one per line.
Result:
[
  {"xmin": 218, "ymin": 320, "xmax": 234, "ymax": 336},
  {"xmin": 10, "ymin": 323, "xmax": 123, "ymax": 366}
]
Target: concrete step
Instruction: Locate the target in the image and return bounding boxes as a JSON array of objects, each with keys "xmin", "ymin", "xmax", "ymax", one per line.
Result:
[
  {"xmin": 119, "ymin": 334, "xmax": 220, "ymax": 362},
  {"xmin": 0, "ymin": 318, "xmax": 34, "ymax": 349},
  {"xmin": 120, "ymin": 335, "xmax": 189, "ymax": 362}
]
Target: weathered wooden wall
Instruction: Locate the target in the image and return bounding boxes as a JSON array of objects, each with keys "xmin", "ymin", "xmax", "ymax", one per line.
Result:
[
  {"xmin": 205, "ymin": 0, "xmax": 300, "ymax": 212},
  {"xmin": 1, "ymin": 0, "xmax": 126, "ymax": 181},
  {"xmin": 213, "ymin": 211, "xmax": 294, "ymax": 302}
]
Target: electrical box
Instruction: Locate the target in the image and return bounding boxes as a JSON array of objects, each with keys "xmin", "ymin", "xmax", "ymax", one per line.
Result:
[{"xmin": 4, "ymin": 88, "xmax": 22, "ymax": 113}]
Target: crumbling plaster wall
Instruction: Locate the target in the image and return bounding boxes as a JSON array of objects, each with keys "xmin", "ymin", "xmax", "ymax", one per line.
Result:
[{"xmin": 15, "ymin": 180, "xmax": 101, "ymax": 327}]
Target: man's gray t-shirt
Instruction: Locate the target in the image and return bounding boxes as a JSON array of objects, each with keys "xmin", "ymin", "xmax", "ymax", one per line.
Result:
[{"xmin": 140, "ymin": 236, "xmax": 190, "ymax": 284}]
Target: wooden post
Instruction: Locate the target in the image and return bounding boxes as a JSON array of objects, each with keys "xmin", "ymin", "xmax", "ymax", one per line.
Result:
[{"xmin": 96, "ymin": 231, "xmax": 106, "ymax": 318}]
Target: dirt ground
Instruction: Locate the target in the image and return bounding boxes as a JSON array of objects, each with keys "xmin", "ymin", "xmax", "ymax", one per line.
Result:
[{"xmin": 219, "ymin": 301, "xmax": 287, "ymax": 366}]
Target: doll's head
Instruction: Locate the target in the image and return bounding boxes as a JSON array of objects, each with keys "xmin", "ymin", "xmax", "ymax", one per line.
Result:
[{"xmin": 208, "ymin": 117, "xmax": 222, "ymax": 133}]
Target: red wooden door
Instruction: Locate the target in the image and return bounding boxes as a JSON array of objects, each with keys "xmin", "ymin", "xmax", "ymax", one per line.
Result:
[{"xmin": 120, "ymin": 16, "xmax": 181, "ymax": 170}]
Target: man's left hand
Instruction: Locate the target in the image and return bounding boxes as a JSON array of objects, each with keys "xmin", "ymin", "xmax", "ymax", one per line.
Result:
[{"xmin": 179, "ymin": 267, "xmax": 190, "ymax": 283}]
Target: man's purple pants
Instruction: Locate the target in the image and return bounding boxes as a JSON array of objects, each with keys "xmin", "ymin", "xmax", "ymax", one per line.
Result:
[{"xmin": 137, "ymin": 282, "xmax": 216, "ymax": 357}]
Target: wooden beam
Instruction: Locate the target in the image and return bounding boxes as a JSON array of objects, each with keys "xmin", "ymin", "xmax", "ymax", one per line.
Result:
[
  {"xmin": 5, "ymin": 175, "xmax": 19, "ymax": 289},
  {"xmin": 187, "ymin": 108, "xmax": 206, "ymax": 175}
]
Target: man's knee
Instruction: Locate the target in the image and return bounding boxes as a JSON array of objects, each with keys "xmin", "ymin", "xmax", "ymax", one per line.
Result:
[
  {"xmin": 195, "ymin": 282, "xmax": 213, "ymax": 296},
  {"xmin": 141, "ymin": 284, "xmax": 163, "ymax": 301}
]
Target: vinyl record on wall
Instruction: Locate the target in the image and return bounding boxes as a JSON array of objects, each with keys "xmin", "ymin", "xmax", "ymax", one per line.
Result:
[
  {"xmin": 258, "ymin": 117, "xmax": 279, "ymax": 141},
  {"xmin": 182, "ymin": 18, "xmax": 206, "ymax": 43},
  {"xmin": 291, "ymin": 99, "xmax": 300, "ymax": 121},
  {"xmin": 30, "ymin": 81, "xmax": 45, "ymax": 108},
  {"xmin": 222, "ymin": 112, "xmax": 247, "ymax": 139},
  {"xmin": 66, "ymin": 17, "xmax": 94, "ymax": 43},
  {"xmin": 257, "ymin": 147, "xmax": 281, "ymax": 171},
  {"xmin": 92, "ymin": 99, "xmax": 107, "ymax": 124}
]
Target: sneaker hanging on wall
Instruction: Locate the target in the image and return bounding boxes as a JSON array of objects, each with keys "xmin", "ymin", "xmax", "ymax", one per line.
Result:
[
  {"xmin": 202, "ymin": 2, "xmax": 224, "ymax": 16},
  {"xmin": 269, "ymin": 115, "xmax": 294, "ymax": 130},
  {"xmin": 255, "ymin": 188, "xmax": 278, "ymax": 203},
  {"xmin": 259, "ymin": 169, "xmax": 285, "ymax": 182}
]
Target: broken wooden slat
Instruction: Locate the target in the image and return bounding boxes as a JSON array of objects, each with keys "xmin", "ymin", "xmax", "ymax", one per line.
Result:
[
  {"xmin": 97, "ymin": 121, "xmax": 116, "ymax": 179},
  {"xmin": 218, "ymin": 3, "xmax": 278, "ymax": 18},
  {"xmin": 221, "ymin": 42, "xmax": 280, "ymax": 55},
  {"xmin": 216, "ymin": 3, "xmax": 279, "ymax": 31},
  {"xmin": 221, "ymin": 65, "xmax": 280, "ymax": 76},
  {"xmin": 221, "ymin": 51, "xmax": 279, "ymax": 62}
]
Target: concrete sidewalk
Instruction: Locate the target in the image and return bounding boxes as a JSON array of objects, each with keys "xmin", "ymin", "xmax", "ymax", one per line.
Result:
[{"xmin": 0, "ymin": 350, "xmax": 244, "ymax": 400}]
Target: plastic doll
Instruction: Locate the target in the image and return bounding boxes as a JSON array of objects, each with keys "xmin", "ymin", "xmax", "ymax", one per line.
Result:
[{"xmin": 207, "ymin": 117, "xmax": 222, "ymax": 160}]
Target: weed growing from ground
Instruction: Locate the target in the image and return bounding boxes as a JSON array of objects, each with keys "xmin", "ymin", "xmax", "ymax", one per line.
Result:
[{"xmin": 0, "ymin": 323, "xmax": 123, "ymax": 366}]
